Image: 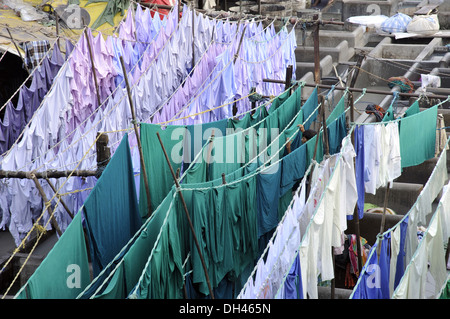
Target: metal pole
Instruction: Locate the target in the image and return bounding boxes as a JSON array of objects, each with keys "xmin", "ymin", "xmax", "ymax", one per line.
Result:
[
  {"xmin": 156, "ymin": 132, "xmax": 215, "ymax": 299},
  {"xmin": 119, "ymin": 55, "xmax": 152, "ymax": 218}
]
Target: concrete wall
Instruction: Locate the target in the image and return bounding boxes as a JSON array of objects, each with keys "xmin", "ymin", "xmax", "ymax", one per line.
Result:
[{"xmin": 341, "ymin": 0, "xmax": 399, "ymax": 21}]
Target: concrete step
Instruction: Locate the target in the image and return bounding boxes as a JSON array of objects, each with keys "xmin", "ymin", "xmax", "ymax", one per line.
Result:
[{"xmin": 295, "ymin": 40, "xmax": 354, "ymax": 63}]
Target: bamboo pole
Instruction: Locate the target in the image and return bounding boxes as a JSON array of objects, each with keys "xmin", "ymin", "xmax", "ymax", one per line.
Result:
[
  {"xmin": 284, "ymin": 64, "xmax": 293, "ymax": 94},
  {"xmin": 6, "ymin": 28, "xmax": 30, "ymax": 74},
  {"xmin": 349, "ymin": 92, "xmax": 364, "ymax": 276},
  {"xmin": 313, "ymin": 15, "xmax": 321, "ymax": 85},
  {"xmin": 119, "ymin": 55, "xmax": 152, "ymax": 218},
  {"xmin": 83, "ymin": 24, "xmax": 102, "ymax": 108},
  {"xmin": 156, "ymin": 132, "xmax": 215, "ymax": 299},
  {"xmin": 206, "ymin": 130, "xmax": 215, "ymax": 180},
  {"xmin": 30, "ymin": 174, "xmax": 62, "ymax": 237},
  {"xmin": 192, "ymin": 5, "xmax": 195, "ymax": 67},
  {"xmin": 0, "ymin": 169, "xmax": 97, "ymax": 179},
  {"xmin": 44, "ymin": 177, "xmax": 74, "ymax": 220}
]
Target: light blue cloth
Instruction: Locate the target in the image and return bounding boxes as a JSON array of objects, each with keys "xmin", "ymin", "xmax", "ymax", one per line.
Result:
[{"xmin": 381, "ymin": 13, "xmax": 412, "ymax": 33}]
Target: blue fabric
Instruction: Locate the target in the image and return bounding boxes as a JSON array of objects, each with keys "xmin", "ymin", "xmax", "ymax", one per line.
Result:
[
  {"xmin": 381, "ymin": 13, "xmax": 412, "ymax": 33},
  {"xmin": 256, "ymin": 164, "xmax": 282, "ymax": 237},
  {"xmin": 351, "ymin": 243, "xmax": 379, "ymax": 299},
  {"xmin": 280, "ymin": 143, "xmax": 307, "ymax": 196},
  {"xmin": 83, "ymin": 134, "xmax": 142, "ymax": 277},
  {"xmin": 326, "ymin": 112, "xmax": 347, "ymax": 155},
  {"xmin": 351, "ymin": 234, "xmax": 391, "ymax": 299},
  {"xmin": 378, "ymin": 233, "xmax": 391, "ymax": 299},
  {"xmin": 394, "ymin": 216, "xmax": 409, "ymax": 289},
  {"xmin": 301, "ymin": 87, "xmax": 318, "ymax": 130},
  {"xmin": 283, "ymin": 253, "xmax": 303, "ymax": 299},
  {"xmin": 351, "ymin": 125, "xmax": 365, "ymax": 220}
]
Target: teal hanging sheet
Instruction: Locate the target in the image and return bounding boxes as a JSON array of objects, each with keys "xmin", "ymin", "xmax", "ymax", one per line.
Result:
[
  {"xmin": 83, "ymin": 189, "xmax": 181, "ymax": 299},
  {"xmin": 301, "ymin": 87, "xmax": 318, "ymax": 130},
  {"xmin": 139, "ymin": 123, "xmax": 185, "ymax": 217},
  {"xmin": 326, "ymin": 93, "xmax": 346, "ymax": 126},
  {"xmin": 403, "ymin": 100, "xmax": 420, "ymax": 118},
  {"xmin": 327, "ymin": 112, "xmax": 347, "ymax": 155},
  {"xmin": 15, "ymin": 213, "xmax": 90, "ymax": 299},
  {"xmin": 83, "ymin": 134, "xmax": 141, "ymax": 277},
  {"xmin": 399, "ymin": 105, "xmax": 438, "ymax": 168}
]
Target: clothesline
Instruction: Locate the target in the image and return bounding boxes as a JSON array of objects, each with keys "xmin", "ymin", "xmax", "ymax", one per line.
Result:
[
  {"xmin": 365, "ymin": 53, "xmax": 450, "ymax": 80},
  {"xmin": 0, "ymin": 36, "xmax": 62, "ymax": 115},
  {"xmin": 179, "ymin": 84, "xmax": 320, "ymax": 190},
  {"xmin": 349, "ymin": 94, "xmax": 450, "ymax": 126},
  {"xmin": 1, "ymin": 3, "xmax": 296, "ymax": 272},
  {"xmin": 240, "ymin": 162, "xmax": 314, "ymax": 298},
  {"xmin": 272, "ymin": 129, "xmax": 356, "ymax": 299},
  {"xmin": 177, "ymin": 86, "xmax": 294, "ymax": 182},
  {"xmin": 1, "ymin": 4, "xmax": 182, "ymax": 170},
  {"xmin": 5, "ymin": 6, "xmax": 285, "ymax": 174},
  {"xmin": 0, "ymin": 130, "xmax": 105, "ymax": 297}
]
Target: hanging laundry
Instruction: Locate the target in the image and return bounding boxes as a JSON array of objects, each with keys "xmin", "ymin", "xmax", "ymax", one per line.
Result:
[
  {"xmin": 83, "ymin": 134, "xmax": 142, "ymax": 277},
  {"xmin": 15, "ymin": 212, "xmax": 90, "ymax": 299},
  {"xmin": 139, "ymin": 123, "xmax": 185, "ymax": 216},
  {"xmin": 281, "ymin": 254, "xmax": 303, "ymax": 299},
  {"xmin": 22, "ymin": 40, "xmax": 51, "ymax": 71},
  {"xmin": 353, "ymin": 125, "xmax": 365, "ymax": 220},
  {"xmin": 399, "ymin": 105, "xmax": 437, "ymax": 168}
]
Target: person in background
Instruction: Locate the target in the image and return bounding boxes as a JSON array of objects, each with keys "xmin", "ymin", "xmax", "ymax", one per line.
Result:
[{"xmin": 285, "ymin": 124, "xmax": 317, "ymax": 154}]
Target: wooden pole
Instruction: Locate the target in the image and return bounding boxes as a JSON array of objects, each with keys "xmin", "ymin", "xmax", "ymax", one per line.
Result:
[
  {"xmin": 54, "ymin": 11, "xmax": 61, "ymax": 52},
  {"xmin": 6, "ymin": 28, "xmax": 30, "ymax": 74},
  {"xmin": 44, "ymin": 177, "xmax": 74, "ymax": 220},
  {"xmin": 284, "ymin": 64, "xmax": 293, "ymax": 93},
  {"xmin": 232, "ymin": 24, "xmax": 248, "ymax": 116},
  {"xmin": 313, "ymin": 15, "xmax": 321, "ymax": 85},
  {"xmin": 348, "ymin": 53, "xmax": 365, "ymax": 89},
  {"xmin": 233, "ymin": 24, "xmax": 247, "ymax": 64},
  {"xmin": 83, "ymin": 24, "xmax": 102, "ymax": 108},
  {"xmin": 320, "ymin": 95, "xmax": 329, "ymax": 156},
  {"xmin": 96, "ymin": 132, "xmax": 110, "ymax": 176},
  {"xmin": 119, "ymin": 55, "xmax": 152, "ymax": 218},
  {"xmin": 349, "ymin": 92, "xmax": 364, "ymax": 276},
  {"xmin": 192, "ymin": 5, "xmax": 195, "ymax": 67},
  {"xmin": 0, "ymin": 169, "xmax": 97, "ymax": 179},
  {"xmin": 31, "ymin": 174, "xmax": 62, "ymax": 237},
  {"xmin": 156, "ymin": 132, "xmax": 215, "ymax": 299}
]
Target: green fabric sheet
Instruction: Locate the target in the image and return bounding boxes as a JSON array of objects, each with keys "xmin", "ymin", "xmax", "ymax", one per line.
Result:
[
  {"xmin": 83, "ymin": 134, "xmax": 141, "ymax": 277},
  {"xmin": 399, "ymin": 105, "xmax": 437, "ymax": 168},
  {"xmin": 15, "ymin": 213, "xmax": 90, "ymax": 299}
]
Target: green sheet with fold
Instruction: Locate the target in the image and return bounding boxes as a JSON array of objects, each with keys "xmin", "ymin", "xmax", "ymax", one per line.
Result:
[
  {"xmin": 15, "ymin": 213, "xmax": 90, "ymax": 299},
  {"xmin": 399, "ymin": 105, "xmax": 437, "ymax": 168}
]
